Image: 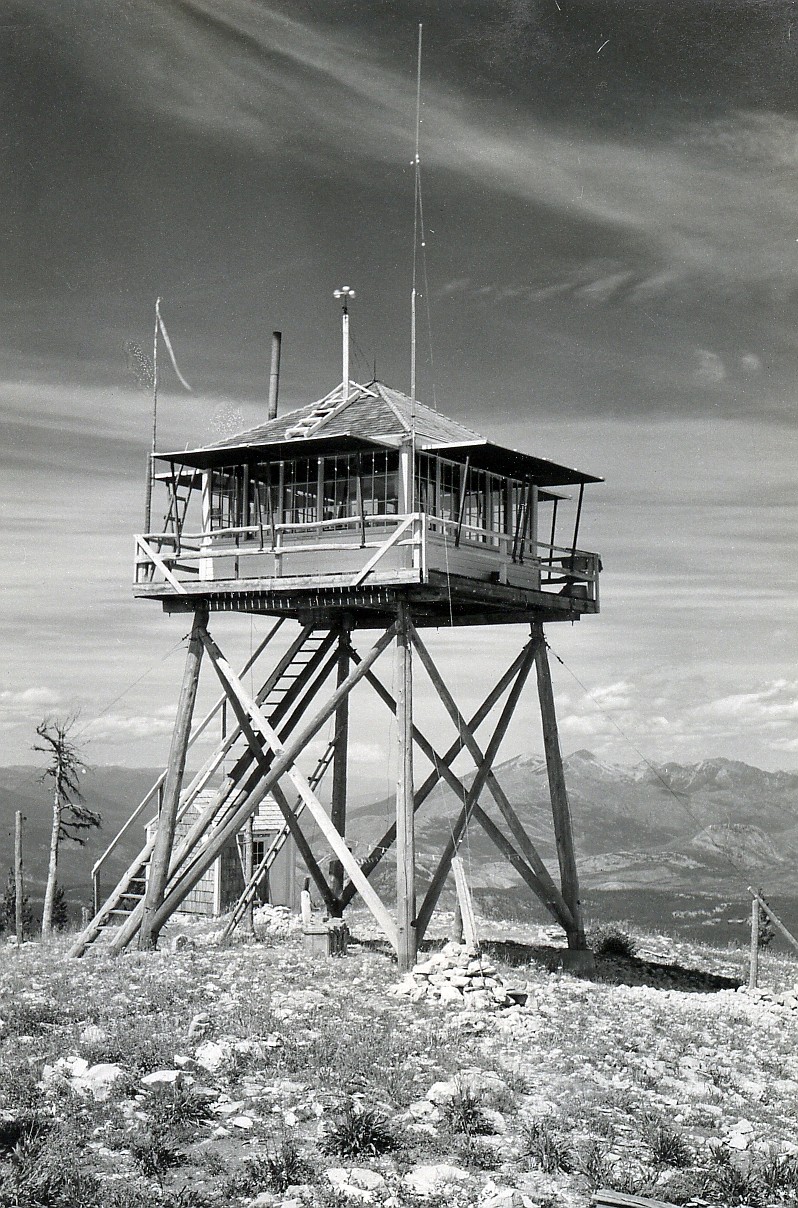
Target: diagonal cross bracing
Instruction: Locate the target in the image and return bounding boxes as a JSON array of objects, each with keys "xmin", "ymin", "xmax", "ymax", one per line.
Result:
[
  {"xmin": 356, "ymin": 665, "xmax": 574, "ymax": 934},
  {"xmin": 415, "ymin": 641, "xmax": 538, "ymax": 940},
  {"xmin": 144, "ymin": 622, "xmax": 398, "ymax": 940},
  {"xmin": 408, "ymin": 624, "xmax": 574, "ymax": 929},
  {"xmin": 338, "ymin": 644, "xmax": 532, "ymax": 910}
]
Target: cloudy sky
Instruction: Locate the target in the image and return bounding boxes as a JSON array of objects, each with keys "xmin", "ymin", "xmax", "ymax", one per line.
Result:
[{"xmin": 2, "ymin": 0, "xmax": 797, "ymax": 777}]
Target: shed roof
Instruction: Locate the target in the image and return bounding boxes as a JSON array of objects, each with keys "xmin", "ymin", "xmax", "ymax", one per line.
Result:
[{"xmin": 158, "ymin": 379, "xmax": 601, "ymax": 487}]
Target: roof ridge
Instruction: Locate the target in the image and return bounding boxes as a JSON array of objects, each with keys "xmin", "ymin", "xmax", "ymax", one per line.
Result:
[{"xmin": 374, "ymin": 382, "xmax": 412, "ymax": 434}]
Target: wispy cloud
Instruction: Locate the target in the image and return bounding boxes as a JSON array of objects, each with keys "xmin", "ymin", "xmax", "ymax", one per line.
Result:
[{"xmin": 36, "ymin": 1, "xmax": 798, "ymax": 306}]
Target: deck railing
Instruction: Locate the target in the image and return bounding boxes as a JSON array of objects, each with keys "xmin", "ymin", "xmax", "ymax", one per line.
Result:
[{"xmin": 134, "ymin": 513, "xmax": 599, "ymax": 604}]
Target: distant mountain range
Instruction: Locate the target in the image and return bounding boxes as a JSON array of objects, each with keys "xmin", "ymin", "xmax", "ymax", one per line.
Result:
[{"xmin": 1, "ymin": 752, "xmax": 796, "ymax": 914}]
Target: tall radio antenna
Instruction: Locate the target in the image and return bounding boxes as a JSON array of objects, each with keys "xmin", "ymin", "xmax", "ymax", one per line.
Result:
[{"xmin": 410, "ymin": 22, "xmax": 422, "ymax": 509}]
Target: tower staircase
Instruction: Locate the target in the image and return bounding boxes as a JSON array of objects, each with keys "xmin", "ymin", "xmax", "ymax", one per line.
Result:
[
  {"xmin": 220, "ymin": 733, "xmax": 338, "ymax": 940},
  {"xmin": 69, "ymin": 626, "xmax": 337, "ymax": 956}
]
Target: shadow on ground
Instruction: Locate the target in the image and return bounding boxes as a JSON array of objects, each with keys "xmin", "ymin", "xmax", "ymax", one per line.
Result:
[{"xmin": 481, "ymin": 939, "xmax": 742, "ymax": 993}]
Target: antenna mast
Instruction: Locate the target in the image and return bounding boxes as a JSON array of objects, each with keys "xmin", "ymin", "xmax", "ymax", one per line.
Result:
[
  {"xmin": 143, "ymin": 296, "xmax": 161, "ymax": 535},
  {"xmin": 410, "ymin": 22, "xmax": 422, "ymax": 509}
]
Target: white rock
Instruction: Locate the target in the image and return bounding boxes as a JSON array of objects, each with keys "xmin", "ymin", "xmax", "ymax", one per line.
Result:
[
  {"xmin": 72, "ymin": 1063, "xmax": 126, "ymax": 1101},
  {"xmin": 195, "ymin": 1040, "xmax": 227, "ymax": 1072},
  {"xmin": 79, "ymin": 1024, "xmax": 107, "ymax": 1046},
  {"xmin": 480, "ymin": 1107, "xmax": 508, "ymax": 1134},
  {"xmin": 426, "ymin": 1079, "xmax": 458, "ymax": 1105},
  {"xmin": 403, "ymin": 1163, "xmax": 471, "ymax": 1197},
  {"xmin": 326, "ymin": 1167, "xmax": 387, "ymax": 1202},
  {"xmin": 480, "ymin": 1189, "xmax": 524, "ymax": 1208},
  {"xmin": 408, "ymin": 1100, "xmax": 441, "ymax": 1120},
  {"xmin": 438, "ymin": 983, "xmax": 464, "ymax": 1004},
  {"xmin": 141, "ymin": 1070, "xmax": 182, "ymax": 1086},
  {"xmin": 231, "ymin": 1115, "xmax": 254, "ymax": 1129}
]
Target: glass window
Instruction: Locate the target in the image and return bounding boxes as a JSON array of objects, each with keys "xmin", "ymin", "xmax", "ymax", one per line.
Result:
[{"xmin": 282, "ymin": 457, "xmax": 318, "ymax": 525}]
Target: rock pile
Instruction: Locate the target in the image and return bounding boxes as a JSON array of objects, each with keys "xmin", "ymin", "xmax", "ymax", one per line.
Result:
[
  {"xmin": 388, "ymin": 942, "xmax": 527, "ymax": 1010},
  {"xmin": 738, "ymin": 983, "xmax": 798, "ymax": 1010}
]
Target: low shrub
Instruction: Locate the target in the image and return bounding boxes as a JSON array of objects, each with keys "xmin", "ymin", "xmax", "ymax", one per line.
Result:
[{"xmin": 588, "ymin": 924, "xmax": 637, "ymax": 959}]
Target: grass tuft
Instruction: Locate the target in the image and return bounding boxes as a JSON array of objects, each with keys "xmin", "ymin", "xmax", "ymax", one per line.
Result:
[{"xmin": 320, "ymin": 1097, "xmax": 400, "ymax": 1158}]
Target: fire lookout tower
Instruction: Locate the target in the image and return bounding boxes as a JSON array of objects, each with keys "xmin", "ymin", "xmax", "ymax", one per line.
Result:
[{"xmin": 71, "ymin": 313, "xmax": 602, "ymax": 971}]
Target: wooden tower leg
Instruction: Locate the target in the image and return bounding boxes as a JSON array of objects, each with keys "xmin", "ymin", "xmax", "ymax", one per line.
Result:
[
  {"xmin": 139, "ymin": 602, "xmax": 208, "ymax": 950},
  {"xmin": 534, "ymin": 630, "xmax": 587, "ymax": 951},
  {"xmin": 328, "ymin": 620, "xmax": 351, "ymax": 912},
  {"xmin": 396, "ymin": 602, "xmax": 416, "ymax": 973}
]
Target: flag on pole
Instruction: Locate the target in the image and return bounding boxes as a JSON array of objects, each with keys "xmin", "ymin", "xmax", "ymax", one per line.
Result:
[{"xmin": 156, "ymin": 304, "xmax": 192, "ymax": 392}]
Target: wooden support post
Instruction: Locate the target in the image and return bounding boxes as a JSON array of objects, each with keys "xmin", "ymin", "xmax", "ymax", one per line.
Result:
[
  {"xmin": 139, "ymin": 602, "xmax": 208, "ymax": 950},
  {"xmin": 396, "ymin": 602, "xmax": 416, "ymax": 973},
  {"xmin": 328, "ymin": 622, "xmax": 351, "ymax": 909},
  {"xmin": 749, "ymin": 895, "xmax": 759, "ymax": 989},
  {"xmin": 14, "ymin": 811, "xmax": 24, "ymax": 946},
  {"xmin": 534, "ymin": 633, "xmax": 586, "ymax": 950}
]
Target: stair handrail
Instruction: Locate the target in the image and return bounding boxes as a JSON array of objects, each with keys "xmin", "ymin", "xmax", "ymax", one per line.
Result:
[{"xmin": 91, "ymin": 619, "xmax": 285, "ymax": 910}]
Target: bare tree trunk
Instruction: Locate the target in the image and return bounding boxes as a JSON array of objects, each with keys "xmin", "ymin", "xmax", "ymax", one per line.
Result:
[{"xmin": 41, "ymin": 778, "xmax": 61, "ymax": 938}]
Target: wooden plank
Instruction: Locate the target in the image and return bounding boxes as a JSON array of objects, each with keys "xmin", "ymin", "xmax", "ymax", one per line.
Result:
[
  {"xmin": 223, "ymin": 693, "xmax": 337, "ymax": 914},
  {"xmin": 90, "ymin": 620, "xmax": 284, "ymax": 898},
  {"xmin": 395, "ymin": 603, "xmax": 416, "ymax": 972},
  {"xmin": 535, "ymin": 636, "xmax": 586, "ymax": 949},
  {"xmin": 145, "ymin": 623, "xmax": 398, "ymax": 939},
  {"xmin": 139, "ymin": 602, "xmax": 208, "ymax": 950},
  {"xmin": 203, "ymin": 634, "xmax": 399, "ymax": 948},
  {"xmin": 451, "ymin": 854, "xmax": 477, "ymax": 947},
  {"xmin": 351, "ymin": 514, "xmax": 416, "ymax": 585},
  {"xmin": 136, "ymin": 536, "xmax": 188, "ymax": 594},
  {"xmin": 592, "ymin": 1192, "xmax": 680, "ymax": 1208}
]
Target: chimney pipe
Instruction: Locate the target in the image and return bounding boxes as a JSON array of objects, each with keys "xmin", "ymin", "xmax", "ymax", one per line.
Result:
[{"xmin": 267, "ymin": 330, "xmax": 282, "ymax": 419}]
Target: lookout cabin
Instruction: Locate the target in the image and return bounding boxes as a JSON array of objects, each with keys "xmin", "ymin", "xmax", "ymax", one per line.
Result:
[{"xmin": 134, "ymin": 378, "xmax": 601, "ymax": 626}]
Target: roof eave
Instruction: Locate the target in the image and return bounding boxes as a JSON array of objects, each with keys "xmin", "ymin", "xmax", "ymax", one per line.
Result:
[
  {"xmin": 420, "ymin": 439, "xmax": 603, "ymax": 487},
  {"xmin": 155, "ymin": 430, "xmax": 401, "ymax": 469}
]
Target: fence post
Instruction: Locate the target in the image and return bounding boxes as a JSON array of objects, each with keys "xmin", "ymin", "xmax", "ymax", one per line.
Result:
[
  {"xmin": 749, "ymin": 895, "xmax": 760, "ymax": 990},
  {"xmin": 14, "ymin": 811, "xmax": 24, "ymax": 946}
]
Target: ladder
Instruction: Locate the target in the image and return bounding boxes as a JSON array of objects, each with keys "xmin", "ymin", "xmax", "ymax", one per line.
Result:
[
  {"xmin": 69, "ymin": 628, "xmax": 335, "ymax": 956},
  {"xmin": 220, "ymin": 734, "xmax": 338, "ymax": 941}
]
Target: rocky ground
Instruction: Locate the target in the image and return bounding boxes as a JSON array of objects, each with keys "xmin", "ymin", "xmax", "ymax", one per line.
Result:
[{"xmin": 2, "ymin": 908, "xmax": 798, "ymax": 1207}]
